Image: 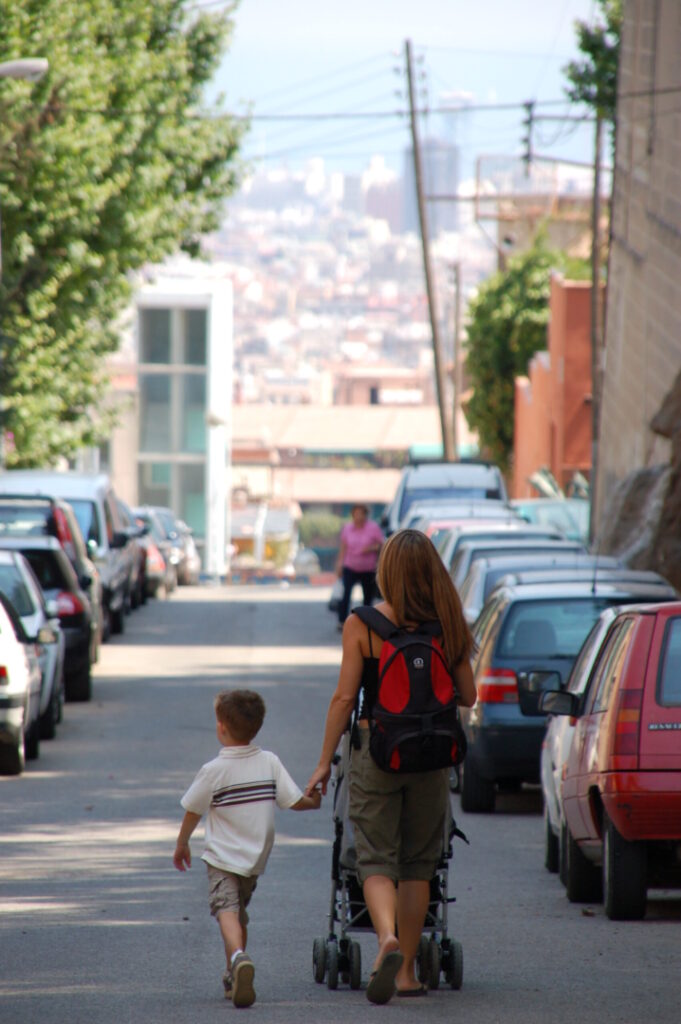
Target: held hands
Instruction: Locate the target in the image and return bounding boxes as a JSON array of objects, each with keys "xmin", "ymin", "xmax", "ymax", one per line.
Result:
[
  {"xmin": 305, "ymin": 763, "xmax": 331, "ymax": 797},
  {"xmin": 307, "ymin": 787, "xmax": 322, "ymax": 809}
]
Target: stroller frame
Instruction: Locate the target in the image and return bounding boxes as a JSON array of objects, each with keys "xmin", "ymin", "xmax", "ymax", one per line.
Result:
[{"xmin": 312, "ymin": 731, "xmax": 467, "ymax": 992}]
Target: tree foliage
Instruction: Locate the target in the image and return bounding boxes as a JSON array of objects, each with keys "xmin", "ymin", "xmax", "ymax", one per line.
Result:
[
  {"xmin": 0, "ymin": 0, "xmax": 245, "ymax": 466},
  {"xmin": 464, "ymin": 239, "xmax": 587, "ymax": 473},
  {"xmin": 563, "ymin": 0, "xmax": 622, "ymax": 121}
]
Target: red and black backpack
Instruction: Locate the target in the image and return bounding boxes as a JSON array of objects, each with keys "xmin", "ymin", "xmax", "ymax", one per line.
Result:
[{"xmin": 354, "ymin": 606, "xmax": 467, "ymax": 773}]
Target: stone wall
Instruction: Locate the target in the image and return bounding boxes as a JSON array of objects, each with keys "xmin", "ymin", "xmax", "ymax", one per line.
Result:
[{"xmin": 595, "ymin": 0, "xmax": 681, "ymax": 537}]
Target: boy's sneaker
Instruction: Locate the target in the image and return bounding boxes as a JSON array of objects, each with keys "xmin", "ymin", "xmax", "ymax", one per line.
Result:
[
  {"xmin": 222, "ymin": 972, "xmax": 233, "ymax": 999},
  {"xmin": 231, "ymin": 952, "xmax": 256, "ymax": 1008}
]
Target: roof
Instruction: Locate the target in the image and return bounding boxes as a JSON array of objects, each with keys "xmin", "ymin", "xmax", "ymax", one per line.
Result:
[
  {"xmin": 0, "ymin": 536, "xmax": 62, "ymax": 552},
  {"xmin": 0, "ymin": 470, "xmax": 111, "ymax": 500},
  {"xmin": 495, "ymin": 580, "xmax": 679, "ymax": 600},
  {"xmin": 232, "ymin": 405, "xmax": 447, "ymax": 454}
]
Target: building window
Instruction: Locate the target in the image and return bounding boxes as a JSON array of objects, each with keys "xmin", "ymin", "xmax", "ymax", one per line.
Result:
[
  {"xmin": 140, "ymin": 309, "xmax": 171, "ymax": 364},
  {"xmin": 182, "ymin": 309, "xmax": 207, "ymax": 366},
  {"xmin": 178, "ymin": 463, "xmax": 205, "ymax": 539},
  {"xmin": 181, "ymin": 374, "xmax": 207, "ymax": 453},
  {"xmin": 139, "ymin": 374, "xmax": 171, "ymax": 452},
  {"xmin": 138, "ymin": 462, "xmax": 172, "ymax": 508}
]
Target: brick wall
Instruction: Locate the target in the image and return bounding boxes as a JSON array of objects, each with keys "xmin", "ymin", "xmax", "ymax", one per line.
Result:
[{"xmin": 595, "ymin": 0, "xmax": 681, "ymax": 526}]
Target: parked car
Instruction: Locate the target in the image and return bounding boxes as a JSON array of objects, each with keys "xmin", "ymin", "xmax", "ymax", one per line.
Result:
[
  {"xmin": 381, "ymin": 461, "xmax": 509, "ymax": 535},
  {"xmin": 438, "ymin": 522, "xmax": 567, "ymax": 575},
  {"xmin": 457, "ymin": 554, "xmax": 623, "ymax": 626},
  {"xmin": 0, "ymin": 492, "xmax": 104, "ymax": 656},
  {"xmin": 450, "ymin": 538, "xmax": 586, "ymax": 590},
  {"xmin": 0, "ymin": 592, "xmax": 42, "ymax": 774},
  {"xmin": 174, "ymin": 519, "xmax": 201, "ymax": 585},
  {"xmin": 0, "ymin": 471, "xmax": 131, "ymax": 638},
  {"xmin": 133, "ymin": 506, "xmax": 178, "ymax": 596},
  {"xmin": 0, "ymin": 537, "xmax": 97, "ymax": 701},
  {"xmin": 538, "ymin": 600, "xmax": 681, "ymax": 918},
  {"xmin": 459, "ymin": 578, "xmax": 679, "ymax": 813},
  {"xmin": 512, "ymin": 497, "xmax": 590, "ymax": 544},
  {"xmin": 145, "ymin": 505, "xmax": 185, "ymax": 583},
  {"xmin": 404, "ymin": 498, "xmax": 518, "ymax": 531},
  {"xmin": 0, "ymin": 550, "xmax": 65, "ymax": 740},
  {"xmin": 117, "ymin": 499, "xmax": 147, "ymax": 609}
]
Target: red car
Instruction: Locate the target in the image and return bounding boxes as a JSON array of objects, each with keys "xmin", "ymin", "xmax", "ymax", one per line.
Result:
[{"xmin": 543, "ymin": 601, "xmax": 681, "ymax": 919}]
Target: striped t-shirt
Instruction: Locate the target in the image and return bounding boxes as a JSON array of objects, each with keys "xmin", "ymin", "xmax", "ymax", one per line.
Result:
[{"xmin": 181, "ymin": 744, "xmax": 302, "ymax": 876}]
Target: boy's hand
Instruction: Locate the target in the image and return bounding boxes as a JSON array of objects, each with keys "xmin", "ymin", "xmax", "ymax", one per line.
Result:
[
  {"xmin": 173, "ymin": 842, "xmax": 191, "ymax": 871},
  {"xmin": 308, "ymin": 787, "xmax": 322, "ymax": 809}
]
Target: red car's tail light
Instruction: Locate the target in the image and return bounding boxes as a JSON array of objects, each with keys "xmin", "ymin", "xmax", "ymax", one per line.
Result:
[
  {"xmin": 56, "ymin": 591, "xmax": 85, "ymax": 616},
  {"xmin": 611, "ymin": 687, "xmax": 643, "ymax": 767},
  {"xmin": 0, "ymin": 665, "xmax": 8, "ymax": 685},
  {"xmin": 146, "ymin": 542, "xmax": 166, "ymax": 573},
  {"xmin": 477, "ymin": 668, "xmax": 518, "ymax": 703}
]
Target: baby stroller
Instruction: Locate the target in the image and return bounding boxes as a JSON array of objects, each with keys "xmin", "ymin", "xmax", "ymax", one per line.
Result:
[{"xmin": 311, "ymin": 729, "xmax": 467, "ymax": 992}]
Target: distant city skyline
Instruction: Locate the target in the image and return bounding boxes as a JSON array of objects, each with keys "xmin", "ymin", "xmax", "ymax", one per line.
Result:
[{"xmin": 211, "ymin": 0, "xmax": 601, "ymax": 179}]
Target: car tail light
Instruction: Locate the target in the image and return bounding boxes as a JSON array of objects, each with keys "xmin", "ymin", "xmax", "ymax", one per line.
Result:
[
  {"xmin": 53, "ymin": 508, "xmax": 77, "ymax": 562},
  {"xmin": 146, "ymin": 542, "xmax": 166, "ymax": 573},
  {"xmin": 610, "ymin": 687, "xmax": 644, "ymax": 768},
  {"xmin": 57, "ymin": 590, "xmax": 85, "ymax": 616},
  {"xmin": 477, "ymin": 668, "xmax": 519, "ymax": 703},
  {"xmin": 0, "ymin": 666, "xmax": 7, "ymax": 685}
]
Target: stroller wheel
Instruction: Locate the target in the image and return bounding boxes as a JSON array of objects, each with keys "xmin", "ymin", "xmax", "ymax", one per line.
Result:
[
  {"xmin": 416, "ymin": 935, "xmax": 429, "ymax": 984},
  {"xmin": 326, "ymin": 940, "xmax": 339, "ymax": 990},
  {"xmin": 312, "ymin": 937, "xmax": 327, "ymax": 983},
  {"xmin": 349, "ymin": 941, "xmax": 362, "ymax": 990},
  {"xmin": 445, "ymin": 940, "xmax": 464, "ymax": 990},
  {"xmin": 427, "ymin": 938, "xmax": 441, "ymax": 990}
]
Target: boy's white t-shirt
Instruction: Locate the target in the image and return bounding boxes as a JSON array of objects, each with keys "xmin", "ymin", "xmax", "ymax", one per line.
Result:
[{"xmin": 181, "ymin": 744, "xmax": 302, "ymax": 877}]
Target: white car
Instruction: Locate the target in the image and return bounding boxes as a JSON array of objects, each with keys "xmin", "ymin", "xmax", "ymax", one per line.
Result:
[
  {"xmin": 0, "ymin": 550, "xmax": 65, "ymax": 741},
  {"xmin": 0, "ymin": 593, "xmax": 43, "ymax": 775}
]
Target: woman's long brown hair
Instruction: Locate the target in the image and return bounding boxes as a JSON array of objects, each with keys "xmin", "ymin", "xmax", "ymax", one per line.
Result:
[{"xmin": 376, "ymin": 529, "xmax": 473, "ymax": 667}]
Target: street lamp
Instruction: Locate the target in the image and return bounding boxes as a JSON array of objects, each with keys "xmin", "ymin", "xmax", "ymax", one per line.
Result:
[{"xmin": 0, "ymin": 57, "xmax": 49, "ymax": 277}]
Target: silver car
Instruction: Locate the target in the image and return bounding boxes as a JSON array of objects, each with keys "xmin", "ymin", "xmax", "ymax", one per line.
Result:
[
  {"xmin": 0, "ymin": 550, "xmax": 65, "ymax": 741},
  {"xmin": 0, "ymin": 592, "xmax": 42, "ymax": 775}
]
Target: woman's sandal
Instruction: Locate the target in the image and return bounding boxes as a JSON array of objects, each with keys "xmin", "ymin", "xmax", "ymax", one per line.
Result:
[
  {"xmin": 396, "ymin": 984, "xmax": 428, "ymax": 997},
  {"xmin": 366, "ymin": 951, "xmax": 404, "ymax": 1005}
]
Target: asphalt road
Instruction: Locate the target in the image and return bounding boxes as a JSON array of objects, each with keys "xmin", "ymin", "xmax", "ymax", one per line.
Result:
[{"xmin": 1, "ymin": 585, "xmax": 679, "ymax": 1024}]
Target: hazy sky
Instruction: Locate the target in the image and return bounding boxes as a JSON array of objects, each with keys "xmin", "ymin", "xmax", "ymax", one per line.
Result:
[{"xmin": 209, "ymin": 0, "xmax": 600, "ymax": 176}]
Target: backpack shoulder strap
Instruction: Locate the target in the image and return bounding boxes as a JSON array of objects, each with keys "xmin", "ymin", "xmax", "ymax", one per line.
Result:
[{"xmin": 352, "ymin": 605, "xmax": 400, "ymax": 641}]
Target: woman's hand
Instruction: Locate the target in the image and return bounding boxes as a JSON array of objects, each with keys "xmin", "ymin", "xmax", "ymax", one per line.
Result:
[{"xmin": 305, "ymin": 762, "xmax": 331, "ymax": 797}]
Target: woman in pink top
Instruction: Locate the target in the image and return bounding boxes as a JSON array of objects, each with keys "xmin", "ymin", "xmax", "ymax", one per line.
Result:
[{"xmin": 335, "ymin": 503, "xmax": 385, "ymax": 629}]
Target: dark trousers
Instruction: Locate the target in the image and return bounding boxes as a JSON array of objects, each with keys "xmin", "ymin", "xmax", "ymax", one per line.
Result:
[{"xmin": 339, "ymin": 567, "xmax": 376, "ymax": 624}]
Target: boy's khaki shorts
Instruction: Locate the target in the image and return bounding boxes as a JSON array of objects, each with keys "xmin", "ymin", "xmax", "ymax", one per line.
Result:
[
  {"xmin": 348, "ymin": 727, "xmax": 449, "ymax": 884},
  {"xmin": 206, "ymin": 864, "xmax": 257, "ymax": 925}
]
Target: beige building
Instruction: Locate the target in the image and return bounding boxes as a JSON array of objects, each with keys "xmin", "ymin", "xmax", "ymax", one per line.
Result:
[{"xmin": 595, "ymin": 0, "xmax": 681, "ymax": 528}]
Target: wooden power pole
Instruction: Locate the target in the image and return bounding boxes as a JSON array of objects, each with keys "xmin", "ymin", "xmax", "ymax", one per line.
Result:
[
  {"xmin": 405, "ymin": 39, "xmax": 454, "ymax": 461},
  {"xmin": 589, "ymin": 114, "xmax": 603, "ymax": 544}
]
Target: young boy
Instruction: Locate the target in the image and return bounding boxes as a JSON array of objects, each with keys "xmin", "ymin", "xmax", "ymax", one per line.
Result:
[{"xmin": 173, "ymin": 689, "xmax": 321, "ymax": 1008}]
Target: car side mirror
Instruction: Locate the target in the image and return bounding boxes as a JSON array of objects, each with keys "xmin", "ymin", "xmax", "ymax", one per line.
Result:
[
  {"xmin": 37, "ymin": 625, "xmax": 57, "ymax": 645},
  {"xmin": 540, "ymin": 690, "xmax": 580, "ymax": 717},
  {"xmin": 517, "ymin": 670, "xmax": 562, "ymax": 716},
  {"xmin": 111, "ymin": 530, "xmax": 128, "ymax": 549}
]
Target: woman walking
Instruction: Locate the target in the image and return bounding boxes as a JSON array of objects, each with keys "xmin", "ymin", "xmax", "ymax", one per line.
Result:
[{"xmin": 306, "ymin": 529, "xmax": 476, "ymax": 1003}]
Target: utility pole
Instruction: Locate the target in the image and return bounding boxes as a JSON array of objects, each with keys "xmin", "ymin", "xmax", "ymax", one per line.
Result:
[
  {"xmin": 405, "ymin": 38, "xmax": 454, "ymax": 462},
  {"xmin": 452, "ymin": 261, "xmax": 462, "ymax": 458},
  {"xmin": 589, "ymin": 114, "xmax": 603, "ymax": 544}
]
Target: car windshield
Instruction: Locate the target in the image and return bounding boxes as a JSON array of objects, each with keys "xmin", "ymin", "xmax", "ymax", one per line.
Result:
[
  {"xmin": 401, "ymin": 486, "xmax": 495, "ymax": 517},
  {"xmin": 0, "ymin": 504, "xmax": 50, "ymax": 536},
  {"xmin": 0, "ymin": 565, "xmax": 34, "ymax": 616},
  {"xmin": 68, "ymin": 500, "xmax": 100, "ymax": 546},
  {"xmin": 498, "ymin": 597, "xmax": 622, "ymax": 659},
  {"xmin": 659, "ymin": 617, "xmax": 681, "ymax": 705},
  {"xmin": 21, "ymin": 550, "xmax": 70, "ymax": 592}
]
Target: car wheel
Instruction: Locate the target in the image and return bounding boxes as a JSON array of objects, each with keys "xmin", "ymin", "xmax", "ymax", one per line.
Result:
[
  {"xmin": 66, "ymin": 664, "xmax": 92, "ymax": 702},
  {"xmin": 0, "ymin": 734, "xmax": 25, "ymax": 775},
  {"xmin": 544, "ymin": 806, "xmax": 559, "ymax": 873},
  {"xmin": 111, "ymin": 604, "xmax": 125, "ymax": 635},
  {"xmin": 39, "ymin": 684, "xmax": 59, "ymax": 740},
  {"xmin": 559, "ymin": 821, "xmax": 568, "ymax": 887},
  {"xmin": 565, "ymin": 825, "xmax": 602, "ymax": 903},
  {"xmin": 460, "ymin": 759, "xmax": 496, "ymax": 813},
  {"xmin": 603, "ymin": 812, "xmax": 647, "ymax": 920},
  {"xmin": 24, "ymin": 720, "xmax": 40, "ymax": 761}
]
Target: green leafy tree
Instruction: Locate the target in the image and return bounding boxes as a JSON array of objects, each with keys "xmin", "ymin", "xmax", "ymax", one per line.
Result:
[
  {"xmin": 563, "ymin": 0, "xmax": 622, "ymax": 121},
  {"xmin": 464, "ymin": 238, "xmax": 588, "ymax": 473},
  {"xmin": 0, "ymin": 0, "xmax": 246, "ymax": 466}
]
